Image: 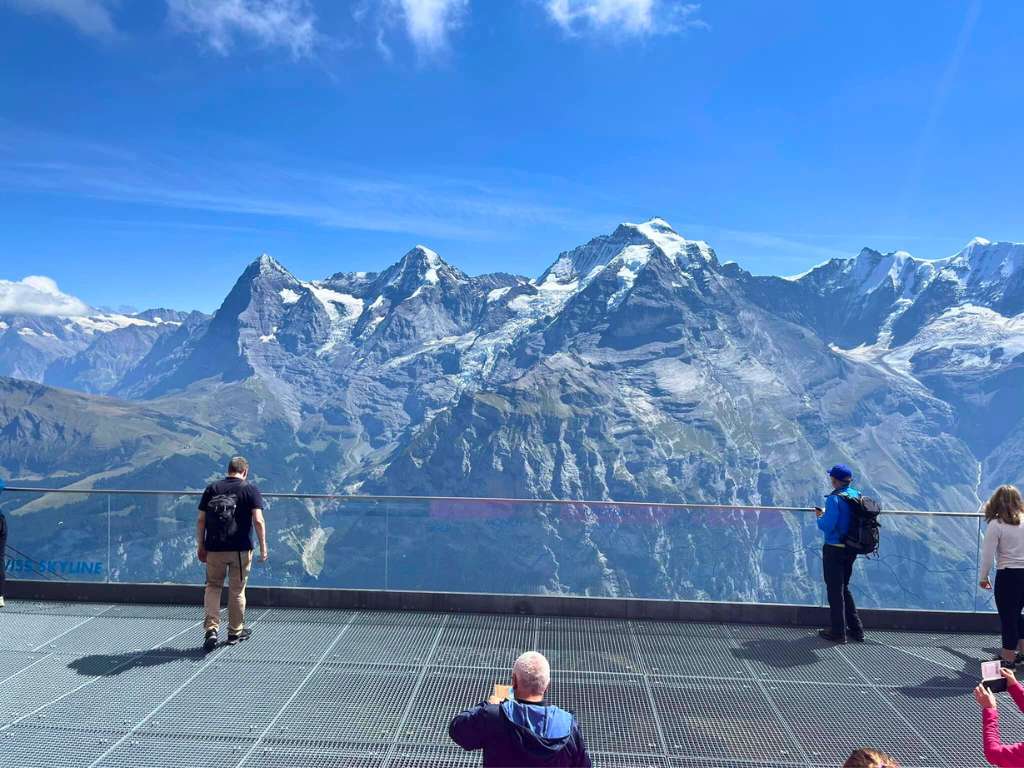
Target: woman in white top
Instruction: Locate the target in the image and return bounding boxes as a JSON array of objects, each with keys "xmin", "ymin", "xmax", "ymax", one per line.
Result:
[{"xmin": 980, "ymin": 485, "xmax": 1024, "ymax": 666}]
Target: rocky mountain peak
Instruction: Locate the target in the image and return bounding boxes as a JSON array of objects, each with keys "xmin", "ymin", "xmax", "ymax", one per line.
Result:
[{"xmin": 375, "ymin": 245, "xmax": 466, "ymax": 300}]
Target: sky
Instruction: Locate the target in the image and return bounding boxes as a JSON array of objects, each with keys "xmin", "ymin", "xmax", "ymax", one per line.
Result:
[{"xmin": 0, "ymin": 0, "xmax": 1021, "ymax": 314}]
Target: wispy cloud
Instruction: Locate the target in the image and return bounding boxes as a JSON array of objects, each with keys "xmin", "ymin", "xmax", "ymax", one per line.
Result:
[
  {"xmin": 2, "ymin": 0, "xmax": 119, "ymax": 39},
  {"xmin": 543, "ymin": 0, "xmax": 706, "ymax": 37},
  {"xmin": 0, "ymin": 129, "xmax": 599, "ymax": 241},
  {"xmin": 0, "ymin": 275, "xmax": 92, "ymax": 316},
  {"xmin": 397, "ymin": 0, "xmax": 467, "ymax": 55},
  {"xmin": 369, "ymin": 0, "xmax": 468, "ymax": 59},
  {"xmin": 166, "ymin": 0, "xmax": 318, "ymax": 58}
]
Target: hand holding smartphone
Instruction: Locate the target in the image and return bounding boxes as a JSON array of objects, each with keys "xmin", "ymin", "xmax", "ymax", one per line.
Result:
[
  {"xmin": 487, "ymin": 683, "xmax": 512, "ymax": 705},
  {"xmin": 982, "ymin": 661, "xmax": 1008, "ymax": 693}
]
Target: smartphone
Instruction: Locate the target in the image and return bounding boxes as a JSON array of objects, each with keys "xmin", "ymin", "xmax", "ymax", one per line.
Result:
[{"xmin": 982, "ymin": 661, "xmax": 1008, "ymax": 692}]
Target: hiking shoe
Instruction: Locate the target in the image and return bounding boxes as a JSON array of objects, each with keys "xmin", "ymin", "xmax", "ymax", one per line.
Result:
[
  {"xmin": 1001, "ymin": 658, "xmax": 1017, "ymax": 670},
  {"xmin": 226, "ymin": 627, "xmax": 251, "ymax": 646},
  {"xmin": 203, "ymin": 629, "xmax": 218, "ymax": 652},
  {"xmin": 850, "ymin": 632, "xmax": 866, "ymax": 643},
  {"xmin": 818, "ymin": 629, "xmax": 847, "ymax": 644}
]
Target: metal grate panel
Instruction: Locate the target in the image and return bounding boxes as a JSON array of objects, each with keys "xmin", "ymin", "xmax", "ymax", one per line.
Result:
[
  {"xmin": 0, "ymin": 724, "xmax": 122, "ymax": 767},
  {"xmin": 839, "ymin": 643, "xmax": 976, "ymax": 689},
  {"xmin": 402, "ymin": 666, "xmax": 507, "ymax": 746},
  {"xmin": 727, "ymin": 625, "xmax": 865, "ymax": 685},
  {"xmin": 0, "ymin": 600, "xmax": 1005, "ymax": 768},
  {"xmin": 433, "ymin": 613, "xmax": 535, "ymax": 669},
  {"xmin": 0, "ymin": 614, "xmax": 74, "ymax": 651},
  {"xmin": 633, "ymin": 632, "xmax": 743, "ymax": 678},
  {"xmin": 762, "ymin": 679, "xmax": 941, "ymax": 765},
  {"xmin": 549, "ymin": 671, "xmax": 663, "ymax": 755},
  {"xmin": 537, "ymin": 617, "xmax": 643, "ymax": 674},
  {"xmin": 650, "ymin": 675, "xmax": 802, "ymax": 762},
  {"xmin": 93, "ymin": 733, "xmax": 256, "ymax": 768},
  {"xmin": 38, "ymin": 617, "xmax": 188, "ymax": 655},
  {"xmin": 262, "ymin": 663, "xmax": 419, "ymax": 749}
]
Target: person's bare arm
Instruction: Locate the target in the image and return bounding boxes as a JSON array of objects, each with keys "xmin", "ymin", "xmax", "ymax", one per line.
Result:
[
  {"xmin": 253, "ymin": 508, "xmax": 267, "ymax": 562},
  {"xmin": 196, "ymin": 510, "xmax": 207, "ymax": 563}
]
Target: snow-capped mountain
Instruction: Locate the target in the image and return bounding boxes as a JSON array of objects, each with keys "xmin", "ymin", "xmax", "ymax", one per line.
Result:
[
  {"xmin": 0, "ymin": 307, "xmax": 196, "ymax": 391},
  {"xmin": 2, "ymin": 219, "xmax": 1021, "ymax": 608}
]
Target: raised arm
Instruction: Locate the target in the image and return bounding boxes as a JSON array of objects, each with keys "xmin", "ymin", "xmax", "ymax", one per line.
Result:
[
  {"xmin": 816, "ymin": 495, "xmax": 840, "ymax": 537},
  {"xmin": 448, "ymin": 704, "xmax": 488, "ymax": 751},
  {"xmin": 977, "ymin": 680, "xmax": 1024, "ymax": 766}
]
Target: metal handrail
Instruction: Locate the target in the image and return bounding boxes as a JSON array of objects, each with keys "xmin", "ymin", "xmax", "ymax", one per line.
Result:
[{"xmin": 0, "ymin": 486, "xmax": 983, "ymax": 518}]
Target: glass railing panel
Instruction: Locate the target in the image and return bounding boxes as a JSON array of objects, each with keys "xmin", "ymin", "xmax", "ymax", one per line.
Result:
[
  {"xmin": 260, "ymin": 495, "xmax": 386, "ymax": 589},
  {"xmin": 853, "ymin": 512, "xmax": 980, "ymax": 612},
  {"xmin": 1, "ymin": 489, "xmax": 109, "ymax": 583},
  {"xmin": 108, "ymin": 492, "xmax": 204, "ymax": 584},
  {"xmin": 0, "ymin": 487, "xmax": 992, "ymax": 614},
  {"xmin": 378, "ymin": 500, "xmax": 829, "ymax": 604}
]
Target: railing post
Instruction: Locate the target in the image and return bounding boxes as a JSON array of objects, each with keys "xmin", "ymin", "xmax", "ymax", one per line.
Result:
[{"xmin": 106, "ymin": 493, "xmax": 111, "ymax": 585}]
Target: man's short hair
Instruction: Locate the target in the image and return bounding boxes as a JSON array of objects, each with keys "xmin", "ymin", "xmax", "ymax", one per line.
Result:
[
  {"xmin": 227, "ymin": 456, "xmax": 249, "ymax": 475},
  {"xmin": 512, "ymin": 652, "xmax": 550, "ymax": 697}
]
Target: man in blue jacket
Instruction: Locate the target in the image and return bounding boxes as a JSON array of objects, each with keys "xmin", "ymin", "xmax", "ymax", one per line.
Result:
[
  {"xmin": 816, "ymin": 464, "xmax": 865, "ymax": 644},
  {"xmin": 449, "ymin": 651, "xmax": 592, "ymax": 767}
]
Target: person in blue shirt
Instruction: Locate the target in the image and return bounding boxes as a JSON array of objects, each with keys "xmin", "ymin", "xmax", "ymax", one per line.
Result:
[
  {"xmin": 815, "ymin": 464, "xmax": 865, "ymax": 644},
  {"xmin": 449, "ymin": 651, "xmax": 592, "ymax": 767}
]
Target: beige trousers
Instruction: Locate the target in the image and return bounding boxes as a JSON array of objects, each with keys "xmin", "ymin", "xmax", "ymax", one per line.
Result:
[{"xmin": 204, "ymin": 550, "xmax": 252, "ymax": 634}]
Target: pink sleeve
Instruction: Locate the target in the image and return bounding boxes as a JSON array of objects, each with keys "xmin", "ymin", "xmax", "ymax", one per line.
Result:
[
  {"xmin": 1010, "ymin": 681, "xmax": 1024, "ymax": 713},
  {"xmin": 984, "ymin": 708, "xmax": 1024, "ymax": 767}
]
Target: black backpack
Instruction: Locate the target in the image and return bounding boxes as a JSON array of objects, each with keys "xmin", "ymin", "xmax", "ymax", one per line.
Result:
[
  {"xmin": 839, "ymin": 491, "xmax": 882, "ymax": 556},
  {"xmin": 205, "ymin": 490, "xmax": 241, "ymax": 547}
]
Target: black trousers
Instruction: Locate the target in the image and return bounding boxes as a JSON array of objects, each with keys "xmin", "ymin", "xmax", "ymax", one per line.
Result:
[
  {"xmin": 994, "ymin": 569, "xmax": 1024, "ymax": 652},
  {"xmin": 823, "ymin": 544, "xmax": 862, "ymax": 637}
]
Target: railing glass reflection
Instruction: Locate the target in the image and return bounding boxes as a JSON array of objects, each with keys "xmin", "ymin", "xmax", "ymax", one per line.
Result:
[{"xmin": 0, "ymin": 489, "xmax": 989, "ymax": 613}]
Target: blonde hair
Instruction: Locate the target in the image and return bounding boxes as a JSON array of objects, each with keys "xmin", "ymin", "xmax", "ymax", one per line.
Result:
[
  {"xmin": 984, "ymin": 485, "xmax": 1024, "ymax": 526},
  {"xmin": 843, "ymin": 748, "xmax": 901, "ymax": 768}
]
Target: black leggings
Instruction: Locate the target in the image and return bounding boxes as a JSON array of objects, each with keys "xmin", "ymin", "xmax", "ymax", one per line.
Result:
[{"xmin": 995, "ymin": 568, "xmax": 1024, "ymax": 652}]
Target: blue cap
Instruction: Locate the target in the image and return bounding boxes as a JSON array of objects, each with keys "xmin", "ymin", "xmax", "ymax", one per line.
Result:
[{"xmin": 828, "ymin": 464, "xmax": 853, "ymax": 481}]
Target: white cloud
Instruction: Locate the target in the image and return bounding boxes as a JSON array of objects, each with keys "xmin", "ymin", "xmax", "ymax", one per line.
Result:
[
  {"xmin": 167, "ymin": 0, "xmax": 318, "ymax": 58},
  {"xmin": 0, "ymin": 276, "xmax": 91, "ymax": 317},
  {"xmin": 544, "ymin": 0, "xmax": 705, "ymax": 36},
  {"xmin": 2, "ymin": 0, "xmax": 118, "ymax": 39},
  {"xmin": 386, "ymin": 0, "xmax": 468, "ymax": 57}
]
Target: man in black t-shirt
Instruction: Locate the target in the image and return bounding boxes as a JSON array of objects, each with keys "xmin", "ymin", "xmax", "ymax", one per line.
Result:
[{"xmin": 197, "ymin": 456, "xmax": 267, "ymax": 651}]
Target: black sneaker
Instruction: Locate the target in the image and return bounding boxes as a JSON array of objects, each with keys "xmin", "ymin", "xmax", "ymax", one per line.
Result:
[
  {"xmin": 818, "ymin": 629, "xmax": 847, "ymax": 644},
  {"xmin": 1001, "ymin": 657, "xmax": 1017, "ymax": 669},
  {"xmin": 203, "ymin": 629, "xmax": 218, "ymax": 652},
  {"xmin": 850, "ymin": 632, "xmax": 866, "ymax": 643},
  {"xmin": 1015, "ymin": 652, "xmax": 1024, "ymax": 666},
  {"xmin": 226, "ymin": 627, "xmax": 251, "ymax": 646}
]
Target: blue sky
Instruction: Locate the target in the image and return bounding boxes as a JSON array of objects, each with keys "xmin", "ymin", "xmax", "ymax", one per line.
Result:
[{"xmin": 0, "ymin": 0, "xmax": 1021, "ymax": 313}]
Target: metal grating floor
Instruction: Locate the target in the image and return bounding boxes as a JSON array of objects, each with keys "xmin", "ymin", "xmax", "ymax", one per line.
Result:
[{"xmin": 0, "ymin": 600, "xmax": 1008, "ymax": 767}]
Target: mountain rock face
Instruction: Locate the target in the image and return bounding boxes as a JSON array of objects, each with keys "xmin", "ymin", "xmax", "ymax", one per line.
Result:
[
  {"xmin": 1, "ymin": 220, "xmax": 1020, "ymax": 610},
  {"xmin": 0, "ymin": 308, "xmax": 200, "ymax": 393}
]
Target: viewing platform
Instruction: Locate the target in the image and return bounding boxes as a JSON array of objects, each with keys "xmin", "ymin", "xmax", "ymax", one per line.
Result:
[
  {"xmin": 0, "ymin": 596, "xmax": 1007, "ymax": 768},
  {"xmin": 0, "ymin": 488, "xmax": 1005, "ymax": 766}
]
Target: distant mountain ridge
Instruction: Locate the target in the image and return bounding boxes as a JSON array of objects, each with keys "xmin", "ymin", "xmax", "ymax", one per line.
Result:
[{"xmin": 1, "ymin": 219, "xmax": 1021, "ymax": 605}]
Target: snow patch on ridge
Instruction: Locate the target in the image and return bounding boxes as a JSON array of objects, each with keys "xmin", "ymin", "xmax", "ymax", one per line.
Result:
[
  {"xmin": 306, "ymin": 283, "xmax": 364, "ymax": 355},
  {"xmin": 279, "ymin": 288, "xmax": 301, "ymax": 305}
]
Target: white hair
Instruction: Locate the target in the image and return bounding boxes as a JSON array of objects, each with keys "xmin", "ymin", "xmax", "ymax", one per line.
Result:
[{"xmin": 512, "ymin": 651, "xmax": 551, "ymax": 696}]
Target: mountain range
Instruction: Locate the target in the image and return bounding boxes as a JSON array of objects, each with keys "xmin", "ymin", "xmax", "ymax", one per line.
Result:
[{"xmin": 2, "ymin": 218, "xmax": 1020, "ymax": 609}]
